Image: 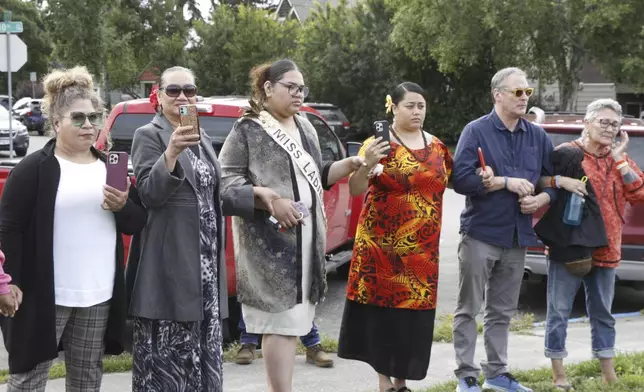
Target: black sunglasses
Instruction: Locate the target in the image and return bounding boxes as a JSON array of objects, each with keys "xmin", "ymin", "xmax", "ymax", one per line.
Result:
[
  {"xmin": 66, "ymin": 112, "xmax": 103, "ymax": 128},
  {"xmin": 160, "ymin": 84, "xmax": 198, "ymax": 98}
]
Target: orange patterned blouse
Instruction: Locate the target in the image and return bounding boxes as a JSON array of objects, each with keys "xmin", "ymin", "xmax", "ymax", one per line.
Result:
[
  {"xmin": 346, "ymin": 135, "xmax": 453, "ymax": 310},
  {"xmin": 571, "ymin": 141, "xmax": 644, "ymax": 267}
]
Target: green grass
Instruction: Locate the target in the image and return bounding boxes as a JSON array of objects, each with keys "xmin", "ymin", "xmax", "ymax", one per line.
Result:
[
  {"xmin": 0, "ymin": 353, "xmax": 133, "ymax": 384},
  {"xmin": 433, "ymin": 312, "xmax": 535, "ymax": 343},
  {"xmin": 419, "ymin": 352, "xmax": 644, "ymax": 391}
]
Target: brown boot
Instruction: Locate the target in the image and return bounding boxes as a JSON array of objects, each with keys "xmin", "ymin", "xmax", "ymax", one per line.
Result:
[
  {"xmin": 306, "ymin": 344, "xmax": 334, "ymax": 368},
  {"xmin": 234, "ymin": 343, "xmax": 257, "ymax": 365}
]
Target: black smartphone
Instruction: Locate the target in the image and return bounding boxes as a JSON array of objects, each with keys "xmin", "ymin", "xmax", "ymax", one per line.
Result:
[{"xmin": 373, "ymin": 120, "xmax": 390, "ymax": 150}]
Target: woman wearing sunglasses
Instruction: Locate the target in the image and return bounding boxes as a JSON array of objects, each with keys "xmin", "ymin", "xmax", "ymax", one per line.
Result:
[
  {"xmin": 130, "ymin": 66, "xmax": 243, "ymax": 392},
  {"xmin": 219, "ymin": 59, "xmax": 364, "ymax": 392},
  {"xmin": 0, "ymin": 66, "xmax": 147, "ymax": 391},
  {"xmin": 536, "ymin": 99, "xmax": 644, "ymax": 389}
]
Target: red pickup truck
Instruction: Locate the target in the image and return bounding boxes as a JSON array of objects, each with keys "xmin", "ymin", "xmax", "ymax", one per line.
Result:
[
  {"xmin": 525, "ymin": 111, "xmax": 644, "ymax": 290},
  {"xmin": 0, "ymin": 97, "xmax": 365, "ymax": 339},
  {"xmin": 107, "ymin": 97, "xmax": 364, "ymax": 334}
]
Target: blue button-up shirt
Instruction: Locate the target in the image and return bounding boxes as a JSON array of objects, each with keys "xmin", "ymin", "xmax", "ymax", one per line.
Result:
[{"xmin": 452, "ymin": 109, "xmax": 556, "ymax": 248}]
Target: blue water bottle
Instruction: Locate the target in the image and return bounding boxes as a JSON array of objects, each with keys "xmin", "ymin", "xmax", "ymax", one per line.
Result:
[{"xmin": 562, "ymin": 176, "xmax": 588, "ymax": 226}]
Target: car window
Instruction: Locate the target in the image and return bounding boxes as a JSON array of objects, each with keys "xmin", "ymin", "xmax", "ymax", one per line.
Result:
[
  {"xmin": 547, "ymin": 131, "xmax": 644, "ymax": 168},
  {"xmin": 108, "ymin": 113, "xmax": 237, "ymax": 153},
  {"xmin": 305, "ymin": 113, "xmax": 340, "ymax": 161},
  {"xmin": 315, "ymin": 108, "xmax": 349, "ymax": 124}
]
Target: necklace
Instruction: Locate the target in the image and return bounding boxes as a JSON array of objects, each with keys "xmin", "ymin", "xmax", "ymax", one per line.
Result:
[{"xmin": 390, "ymin": 126, "xmax": 431, "ymax": 163}]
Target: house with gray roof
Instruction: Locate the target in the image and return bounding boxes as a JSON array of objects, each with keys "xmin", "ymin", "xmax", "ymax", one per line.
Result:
[{"xmin": 275, "ymin": 0, "xmax": 356, "ymax": 22}]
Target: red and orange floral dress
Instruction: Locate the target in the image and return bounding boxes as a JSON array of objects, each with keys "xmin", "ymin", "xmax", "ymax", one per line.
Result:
[{"xmin": 338, "ymin": 133, "xmax": 452, "ymax": 380}]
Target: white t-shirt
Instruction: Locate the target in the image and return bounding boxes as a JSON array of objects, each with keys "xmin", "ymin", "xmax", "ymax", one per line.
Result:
[{"xmin": 53, "ymin": 156, "xmax": 117, "ymax": 307}]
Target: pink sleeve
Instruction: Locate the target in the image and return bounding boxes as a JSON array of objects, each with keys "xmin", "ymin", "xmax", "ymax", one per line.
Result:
[{"xmin": 0, "ymin": 250, "xmax": 12, "ymax": 295}]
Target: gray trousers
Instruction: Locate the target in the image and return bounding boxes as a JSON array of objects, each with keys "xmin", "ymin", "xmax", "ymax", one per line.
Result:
[
  {"xmin": 453, "ymin": 234, "xmax": 526, "ymax": 379},
  {"xmin": 7, "ymin": 301, "xmax": 111, "ymax": 392}
]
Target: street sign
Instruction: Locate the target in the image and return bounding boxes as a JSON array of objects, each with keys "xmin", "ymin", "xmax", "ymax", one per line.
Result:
[
  {"xmin": 2, "ymin": 10, "xmax": 25, "ymax": 159},
  {"xmin": 0, "ymin": 35, "xmax": 27, "ymax": 72},
  {"xmin": 0, "ymin": 21, "xmax": 23, "ymax": 34},
  {"xmin": 30, "ymin": 72, "xmax": 37, "ymax": 81}
]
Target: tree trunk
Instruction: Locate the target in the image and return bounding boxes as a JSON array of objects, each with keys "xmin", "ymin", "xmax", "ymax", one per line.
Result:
[
  {"xmin": 557, "ymin": 48, "xmax": 585, "ymax": 112},
  {"xmin": 103, "ymin": 64, "xmax": 111, "ymax": 110}
]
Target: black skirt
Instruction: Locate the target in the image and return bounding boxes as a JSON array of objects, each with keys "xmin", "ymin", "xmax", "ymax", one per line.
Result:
[{"xmin": 337, "ymin": 299, "xmax": 436, "ymax": 380}]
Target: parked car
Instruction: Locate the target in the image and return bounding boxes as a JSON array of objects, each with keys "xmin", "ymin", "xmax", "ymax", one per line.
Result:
[
  {"xmin": 88, "ymin": 96, "xmax": 365, "ymax": 340},
  {"xmin": 0, "ymin": 95, "xmax": 13, "ymax": 111},
  {"xmin": 524, "ymin": 108, "xmax": 644, "ymax": 289},
  {"xmin": 305, "ymin": 102, "xmax": 357, "ymax": 142},
  {"xmin": 12, "ymin": 98, "xmax": 46, "ymax": 135},
  {"xmin": 0, "ymin": 105, "xmax": 29, "ymax": 157}
]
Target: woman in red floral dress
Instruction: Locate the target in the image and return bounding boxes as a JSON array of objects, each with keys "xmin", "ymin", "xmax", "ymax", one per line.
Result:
[{"xmin": 338, "ymin": 82, "xmax": 452, "ymax": 392}]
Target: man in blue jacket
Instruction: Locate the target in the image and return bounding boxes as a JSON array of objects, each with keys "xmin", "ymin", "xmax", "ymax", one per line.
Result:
[{"xmin": 451, "ymin": 67, "xmax": 557, "ymax": 392}]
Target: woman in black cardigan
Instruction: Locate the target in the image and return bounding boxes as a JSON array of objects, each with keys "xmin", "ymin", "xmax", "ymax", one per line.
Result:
[{"xmin": 0, "ymin": 66, "xmax": 146, "ymax": 392}]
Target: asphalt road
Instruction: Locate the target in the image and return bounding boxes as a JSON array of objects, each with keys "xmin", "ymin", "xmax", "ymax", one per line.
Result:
[{"xmin": 0, "ymin": 133, "xmax": 50, "ymax": 159}]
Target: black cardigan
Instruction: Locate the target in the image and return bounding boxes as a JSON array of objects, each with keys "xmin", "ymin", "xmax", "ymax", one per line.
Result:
[
  {"xmin": 0, "ymin": 138, "xmax": 147, "ymax": 374},
  {"xmin": 534, "ymin": 144, "xmax": 608, "ymax": 262}
]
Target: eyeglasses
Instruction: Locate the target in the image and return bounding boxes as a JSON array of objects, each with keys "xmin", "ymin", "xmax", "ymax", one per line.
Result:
[
  {"xmin": 277, "ymin": 82, "xmax": 309, "ymax": 98},
  {"xmin": 504, "ymin": 87, "xmax": 534, "ymax": 98},
  {"xmin": 65, "ymin": 112, "xmax": 103, "ymax": 128},
  {"xmin": 596, "ymin": 118, "xmax": 621, "ymax": 130},
  {"xmin": 160, "ymin": 84, "xmax": 198, "ymax": 98}
]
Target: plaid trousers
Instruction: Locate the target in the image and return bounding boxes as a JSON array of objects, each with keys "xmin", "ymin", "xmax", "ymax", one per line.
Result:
[{"xmin": 7, "ymin": 301, "xmax": 111, "ymax": 392}]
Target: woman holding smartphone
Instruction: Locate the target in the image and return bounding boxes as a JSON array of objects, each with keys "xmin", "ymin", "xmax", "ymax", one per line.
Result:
[
  {"xmin": 130, "ymin": 66, "xmax": 250, "ymax": 392},
  {"xmin": 338, "ymin": 82, "xmax": 452, "ymax": 392},
  {"xmin": 219, "ymin": 59, "xmax": 364, "ymax": 392},
  {"xmin": 0, "ymin": 66, "xmax": 146, "ymax": 392}
]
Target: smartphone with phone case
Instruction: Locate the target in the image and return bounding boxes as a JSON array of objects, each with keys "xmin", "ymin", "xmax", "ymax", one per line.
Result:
[
  {"xmin": 106, "ymin": 152, "xmax": 129, "ymax": 192},
  {"xmin": 179, "ymin": 104, "xmax": 201, "ymax": 139},
  {"xmin": 373, "ymin": 120, "xmax": 391, "ymax": 151}
]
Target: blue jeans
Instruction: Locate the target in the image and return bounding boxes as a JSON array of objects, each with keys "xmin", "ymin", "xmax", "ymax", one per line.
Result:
[
  {"xmin": 238, "ymin": 314, "xmax": 321, "ymax": 348},
  {"xmin": 544, "ymin": 259, "xmax": 616, "ymax": 359}
]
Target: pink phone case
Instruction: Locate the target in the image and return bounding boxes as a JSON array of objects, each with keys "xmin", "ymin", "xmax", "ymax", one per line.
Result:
[{"xmin": 106, "ymin": 152, "xmax": 129, "ymax": 192}]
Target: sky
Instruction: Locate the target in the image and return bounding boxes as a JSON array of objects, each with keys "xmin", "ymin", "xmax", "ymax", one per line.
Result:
[{"xmin": 195, "ymin": 0, "xmax": 212, "ymax": 19}]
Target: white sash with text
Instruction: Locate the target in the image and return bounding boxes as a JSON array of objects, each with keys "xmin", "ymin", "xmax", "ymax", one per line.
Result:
[{"xmin": 250, "ymin": 111, "xmax": 326, "ymax": 223}]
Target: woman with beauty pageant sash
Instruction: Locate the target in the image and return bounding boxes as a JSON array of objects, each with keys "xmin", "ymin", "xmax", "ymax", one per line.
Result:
[{"xmin": 218, "ymin": 59, "xmax": 365, "ymax": 392}]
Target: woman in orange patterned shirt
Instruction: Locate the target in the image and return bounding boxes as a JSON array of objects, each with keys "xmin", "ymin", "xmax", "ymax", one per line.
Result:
[
  {"xmin": 337, "ymin": 82, "xmax": 452, "ymax": 392},
  {"xmin": 542, "ymin": 99, "xmax": 644, "ymax": 389}
]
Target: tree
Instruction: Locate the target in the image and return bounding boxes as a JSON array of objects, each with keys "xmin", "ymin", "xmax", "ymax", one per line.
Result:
[
  {"xmin": 190, "ymin": 5, "xmax": 237, "ymax": 95},
  {"xmin": 226, "ymin": 5, "xmax": 298, "ymax": 93},
  {"xmin": 390, "ymin": 0, "xmax": 644, "ymax": 111},
  {"xmin": 296, "ymin": 0, "xmax": 397, "ymax": 133},
  {"xmin": 190, "ymin": 4, "xmax": 297, "ymax": 96},
  {"xmin": 0, "ymin": 0, "xmax": 53, "ymax": 97},
  {"xmin": 211, "ymin": 0, "xmax": 272, "ymax": 9},
  {"xmin": 43, "ymin": 0, "xmax": 109, "ymax": 77}
]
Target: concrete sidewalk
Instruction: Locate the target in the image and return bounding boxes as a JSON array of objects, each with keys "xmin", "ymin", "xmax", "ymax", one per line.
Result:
[{"xmin": 2, "ymin": 316, "xmax": 643, "ymax": 392}]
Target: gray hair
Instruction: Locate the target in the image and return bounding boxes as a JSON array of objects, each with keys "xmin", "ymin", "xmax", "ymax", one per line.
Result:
[
  {"xmin": 159, "ymin": 66, "xmax": 196, "ymax": 88},
  {"xmin": 584, "ymin": 99, "xmax": 622, "ymax": 122},
  {"xmin": 491, "ymin": 67, "xmax": 527, "ymax": 99}
]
